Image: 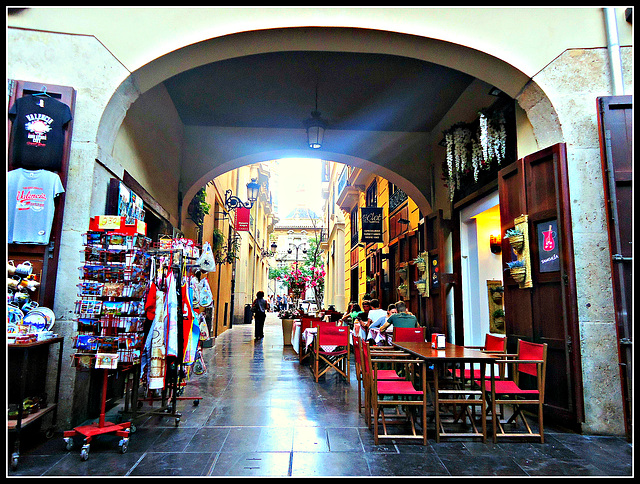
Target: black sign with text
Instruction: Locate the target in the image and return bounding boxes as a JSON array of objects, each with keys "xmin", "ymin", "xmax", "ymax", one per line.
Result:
[{"xmin": 361, "ymin": 207, "xmax": 383, "ymax": 243}]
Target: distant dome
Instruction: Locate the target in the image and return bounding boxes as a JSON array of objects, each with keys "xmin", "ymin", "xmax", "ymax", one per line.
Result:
[{"xmin": 284, "ymin": 207, "xmax": 321, "ymax": 220}]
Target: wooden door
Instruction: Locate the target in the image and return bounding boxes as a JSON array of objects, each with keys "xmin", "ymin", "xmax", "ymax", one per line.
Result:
[
  {"xmin": 498, "ymin": 143, "xmax": 583, "ymax": 429},
  {"xmin": 424, "ymin": 210, "xmax": 453, "ymax": 338},
  {"xmin": 597, "ymin": 95, "xmax": 632, "ymax": 439}
]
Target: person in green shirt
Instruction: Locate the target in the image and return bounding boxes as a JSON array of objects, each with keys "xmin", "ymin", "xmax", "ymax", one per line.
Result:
[{"xmin": 380, "ymin": 300, "xmax": 417, "ymax": 332}]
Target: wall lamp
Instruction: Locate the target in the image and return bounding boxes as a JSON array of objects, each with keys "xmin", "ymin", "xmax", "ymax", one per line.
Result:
[
  {"xmin": 490, "ymin": 234, "xmax": 502, "ymax": 254},
  {"xmin": 261, "ymin": 241, "xmax": 278, "ymax": 258},
  {"xmin": 224, "ymin": 178, "xmax": 261, "ymax": 211}
]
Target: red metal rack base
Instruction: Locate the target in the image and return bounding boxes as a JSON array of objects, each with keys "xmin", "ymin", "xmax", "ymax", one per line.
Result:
[{"xmin": 63, "ymin": 369, "xmax": 131, "ymax": 460}]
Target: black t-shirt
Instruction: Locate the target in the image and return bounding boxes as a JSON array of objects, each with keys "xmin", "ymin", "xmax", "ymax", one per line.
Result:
[{"xmin": 9, "ymin": 95, "xmax": 72, "ymax": 170}]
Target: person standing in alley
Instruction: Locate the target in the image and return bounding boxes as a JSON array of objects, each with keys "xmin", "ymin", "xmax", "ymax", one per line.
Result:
[{"xmin": 252, "ymin": 291, "xmax": 269, "ymax": 340}]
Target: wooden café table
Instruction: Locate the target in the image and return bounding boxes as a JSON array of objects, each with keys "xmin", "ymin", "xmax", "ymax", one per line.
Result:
[{"xmin": 391, "ymin": 341, "xmax": 497, "ymax": 442}]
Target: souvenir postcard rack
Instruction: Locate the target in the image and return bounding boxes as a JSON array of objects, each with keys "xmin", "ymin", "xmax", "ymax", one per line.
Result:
[{"xmin": 64, "ymin": 228, "xmax": 150, "ymax": 460}]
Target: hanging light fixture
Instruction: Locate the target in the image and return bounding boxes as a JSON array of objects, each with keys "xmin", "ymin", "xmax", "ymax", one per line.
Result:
[{"xmin": 303, "ymin": 83, "xmax": 327, "ymax": 149}]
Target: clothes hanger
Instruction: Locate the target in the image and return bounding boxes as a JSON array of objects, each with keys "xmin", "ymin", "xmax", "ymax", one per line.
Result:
[{"xmin": 32, "ymin": 85, "xmax": 51, "ymax": 97}]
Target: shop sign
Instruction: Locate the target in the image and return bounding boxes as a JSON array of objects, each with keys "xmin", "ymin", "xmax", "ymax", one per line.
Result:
[
  {"xmin": 537, "ymin": 219, "xmax": 560, "ymax": 272},
  {"xmin": 360, "ymin": 207, "xmax": 383, "ymax": 243},
  {"xmin": 235, "ymin": 207, "xmax": 250, "ymax": 232}
]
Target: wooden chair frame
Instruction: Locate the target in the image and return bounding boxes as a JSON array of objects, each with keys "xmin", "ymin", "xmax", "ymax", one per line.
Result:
[
  {"xmin": 311, "ymin": 325, "xmax": 350, "ymax": 382},
  {"xmin": 482, "ymin": 339, "xmax": 547, "ymax": 443},
  {"xmin": 362, "ymin": 341, "xmax": 428, "ymax": 445}
]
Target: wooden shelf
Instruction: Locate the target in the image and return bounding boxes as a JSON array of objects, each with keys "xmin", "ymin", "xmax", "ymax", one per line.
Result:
[{"xmin": 8, "ymin": 404, "xmax": 57, "ymax": 430}]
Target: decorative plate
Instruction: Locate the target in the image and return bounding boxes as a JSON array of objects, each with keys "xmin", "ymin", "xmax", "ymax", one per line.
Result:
[
  {"xmin": 23, "ymin": 308, "xmax": 56, "ymax": 331},
  {"xmin": 8, "ymin": 306, "xmax": 24, "ymax": 326}
]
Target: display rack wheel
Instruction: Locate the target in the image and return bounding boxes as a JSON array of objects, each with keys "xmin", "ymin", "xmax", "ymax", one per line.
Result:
[
  {"xmin": 45, "ymin": 428, "xmax": 56, "ymax": 439},
  {"xmin": 130, "ymin": 423, "xmax": 137, "ymax": 433},
  {"xmin": 175, "ymin": 417, "xmax": 180, "ymax": 427},
  {"xmin": 80, "ymin": 443, "xmax": 90, "ymax": 461},
  {"xmin": 119, "ymin": 438, "xmax": 129, "ymax": 454},
  {"xmin": 193, "ymin": 400, "xmax": 200, "ymax": 406},
  {"xmin": 11, "ymin": 452, "xmax": 19, "ymax": 470},
  {"xmin": 64, "ymin": 437, "xmax": 73, "ymax": 451}
]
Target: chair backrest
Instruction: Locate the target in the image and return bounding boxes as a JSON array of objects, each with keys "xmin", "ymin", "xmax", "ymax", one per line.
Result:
[
  {"xmin": 352, "ymin": 334, "xmax": 363, "ymax": 368},
  {"xmin": 517, "ymin": 339, "xmax": 547, "ymax": 377},
  {"xmin": 361, "ymin": 340, "xmax": 372, "ymax": 376},
  {"xmin": 300, "ymin": 317, "xmax": 315, "ymax": 332},
  {"xmin": 485, "ymin": 334, "xmax": 506, "ymax": 353},
  {"xmin": 317, "ymin": 325, "xmax": 349, "ymax": 346},
  {"xmin": 393, "ymin": 327, "xmax": 425, "ymax": 343},
  {"xmin": 311, "ymin": 319, "xmax": 333, "ymax": 329}
]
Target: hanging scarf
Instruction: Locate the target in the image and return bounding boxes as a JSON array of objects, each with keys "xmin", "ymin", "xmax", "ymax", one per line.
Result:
[
  {"xmin": 181, "ymin": 274, "xmax": 195, "ymax": 362},
  {"xmin": 164, "ymin": 267, "xmax": 179, "ymax": 358},
  {"xmin": 145, "ymin": 284, "xmax": 166, "ymax": 390}
]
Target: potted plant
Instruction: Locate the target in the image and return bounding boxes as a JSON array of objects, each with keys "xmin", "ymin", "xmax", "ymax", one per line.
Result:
[
  {"xmin": 490, "ymin": 285, "xmax": 504, "ymax": 302},
  {"xmin": 413, "ymin": 255, "xmax": 427, "ymax": 272},
  {"xmin": 414, "ymin": 279, "xmax": 428, "ymax": 296},
  {"xmin": 507, "ymin": 259, "xmax": 526, "ymax": 283},
  {"xmin": 504, "ymin": 228, "xmax": 525, "ymax": 252},
  {"xmin": 492, "ymin": 308, "xmax": 506, "ymax": 331},
  {"xmin": 397, "ymin": 282, "xmax": 409, "ymax": 298}
]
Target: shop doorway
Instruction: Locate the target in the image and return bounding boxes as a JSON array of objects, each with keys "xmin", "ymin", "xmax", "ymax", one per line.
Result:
[{"xmin": 459, "ymin": 192, "xmax": 503, "ymax": 347}]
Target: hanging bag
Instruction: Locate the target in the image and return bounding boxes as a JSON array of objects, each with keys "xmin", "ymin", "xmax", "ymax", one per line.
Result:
[
  {"xmin": 198, "ymin": 277, "xmax": 213, "ymax": 307},
  {"xmin": 197, "ymin": 242, "xmax": 216, "ymax": 273}
]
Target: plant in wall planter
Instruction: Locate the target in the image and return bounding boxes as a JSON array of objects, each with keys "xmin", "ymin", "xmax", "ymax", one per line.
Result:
[
  {"xmin": 397, "ymin": 283, "xmax": 409, "ymax": 298},
  {"xmin": 506, "ymin": 259, "xmax": 526, "ymax": 283},
  {"xmin": 490, "ymin": 285, "xmax": 504, "ymax": 302},
  {"xmin": 413, "ymin": 256, "xmax": 427, "ymax": 272},
  {"xmin": 504, "ymin": 228, "xmax": 525, "ymax": 253},
  {"xmin": 414, "ymin": 279, "xmax": 428, "ymax": 296}
]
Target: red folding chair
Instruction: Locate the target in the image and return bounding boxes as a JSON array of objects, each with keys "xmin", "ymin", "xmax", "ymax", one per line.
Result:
[
  {"xmin": 312, "ymin": 325, "xmax": 350, "ymax": 382},
  {"xmin": 452, "ymin": 333, "xmax": 507, "ymax": 381},
  {"xmin": 361, "ymin": 341, "xmax": 428, "ymax": 445},
  {"xmin": 393, "ymin": 327, "xmax": 426, "ymax": 343},
  {"xmin": 479, "ymin": 339, "xmax": 548, "ymax": 442},
  {"xmin": 298, "ymin": 317, "xmax": 317, "ymax": 364},
  {"xmin": 353, "ymin": 334, "xmax": 404, "ymax": 423}
]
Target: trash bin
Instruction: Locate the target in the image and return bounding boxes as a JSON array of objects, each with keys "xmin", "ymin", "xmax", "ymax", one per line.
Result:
[{"xmin": 244, "ymin": 304, "xmax": 253, "ymax": 324}]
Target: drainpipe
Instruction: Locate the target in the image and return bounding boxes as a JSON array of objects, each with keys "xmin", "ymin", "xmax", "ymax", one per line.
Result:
[{"xmin": 603, "ymin": 8, "xmax": 625, "ymax": 95}]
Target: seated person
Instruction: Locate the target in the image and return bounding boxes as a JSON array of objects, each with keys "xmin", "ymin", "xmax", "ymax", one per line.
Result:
[
  {"xmin": 365, "ymin": 299, "xmax": 386, "ymax": 328},
  {"xmin": 338, "ymin": 302, "xmax": 357, "ymax": 326},
  {"xmin": 370, "ymin": 303, "xmax": 398, "ymax": 330},
  {"xmin": 380, "ymin": 300, "xmax": 418, "ymax": 332}
]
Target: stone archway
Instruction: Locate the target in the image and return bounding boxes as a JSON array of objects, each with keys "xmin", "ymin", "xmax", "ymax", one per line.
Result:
[{"xmin": 95, "ymin": 26, "xmax": 563, "ymax": 227}]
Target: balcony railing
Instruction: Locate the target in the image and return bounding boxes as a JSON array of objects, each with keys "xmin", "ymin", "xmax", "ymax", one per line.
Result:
[{"xmin": 389, "ymin": 187, "xmax": 408, "ymax": 212}]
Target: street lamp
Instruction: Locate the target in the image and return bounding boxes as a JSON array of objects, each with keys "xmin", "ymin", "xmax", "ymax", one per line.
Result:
[
  {"xmin": 261, "ymin": 241, "xmax": 278, "ymax": 258},
  {"xmin": 224, "ymin": 178, "xmax": 261, "ymax": 211},
  {"xmin": 287, "ymin": 230, "xmax": 307, "ymax": 269}
]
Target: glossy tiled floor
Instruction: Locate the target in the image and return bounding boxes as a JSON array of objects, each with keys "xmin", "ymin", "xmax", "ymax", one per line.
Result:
[{"xmin": 9, "ymin": 313, "xmax": 632, "ymax": 476}]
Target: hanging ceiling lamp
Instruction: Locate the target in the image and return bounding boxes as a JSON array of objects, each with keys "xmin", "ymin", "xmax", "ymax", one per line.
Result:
[{"xmin": 303, "ymin": 83, "xmax": 327, "ymax": 149}]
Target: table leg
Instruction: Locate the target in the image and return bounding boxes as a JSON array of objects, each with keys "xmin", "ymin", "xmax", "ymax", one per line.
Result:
[{"xmin": 434, "ymin": 364, "xmax": 440, "ymax": 443}]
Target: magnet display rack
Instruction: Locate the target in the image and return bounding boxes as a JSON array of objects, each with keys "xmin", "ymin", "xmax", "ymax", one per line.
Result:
[{"xmin": 64, "ymin": 226, "xmax": 151, "ymax": 461}]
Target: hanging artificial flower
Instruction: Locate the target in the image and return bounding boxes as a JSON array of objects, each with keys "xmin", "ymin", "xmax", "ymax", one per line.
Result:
[{"xmin": 445, "ymin": 131, "xmax": 455, "ymax": 201}]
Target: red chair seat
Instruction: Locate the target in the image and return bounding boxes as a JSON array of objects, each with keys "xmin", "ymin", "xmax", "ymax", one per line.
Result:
[
  {"xmin": 377, "ymin": 369, "xmax": 404, "ymax": 380},
  {"xmin": 377, "ymin": 380, "xmax": 423, "ymax": 396},
  {"xmin": 479, "ymin": 379, "xmax": 540, "ymax": 395}
]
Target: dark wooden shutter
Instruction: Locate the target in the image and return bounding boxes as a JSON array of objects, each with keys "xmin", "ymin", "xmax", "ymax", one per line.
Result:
[
  {"xmin": 597, "ymin": 95, "xmax": 632, "ymax": 439},
  {"xmin": 498, "ymin": 143, "xmax": 583, "ymax": 429}
]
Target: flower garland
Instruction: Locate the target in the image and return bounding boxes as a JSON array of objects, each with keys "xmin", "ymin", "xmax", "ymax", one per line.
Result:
[{"xmin": 443, "ymin": 107, "xmax": 508, "ymax": 201}]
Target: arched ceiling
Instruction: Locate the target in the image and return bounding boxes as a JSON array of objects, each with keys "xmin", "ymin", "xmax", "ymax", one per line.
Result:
[{"xmin": 163, "ymin": 51, "xmax": 474, "ymax": 133}]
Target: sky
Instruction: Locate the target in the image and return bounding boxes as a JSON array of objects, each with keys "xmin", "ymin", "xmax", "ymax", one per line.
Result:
[{"xmin": 270, "ymin": 158, "xmax": 324, "ymax": 217}]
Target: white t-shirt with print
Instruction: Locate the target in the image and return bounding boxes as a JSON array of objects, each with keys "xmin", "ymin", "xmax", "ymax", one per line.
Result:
[{"xmin": 8, "ymin": 168, "xmax": 64, "ymax": 244}]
